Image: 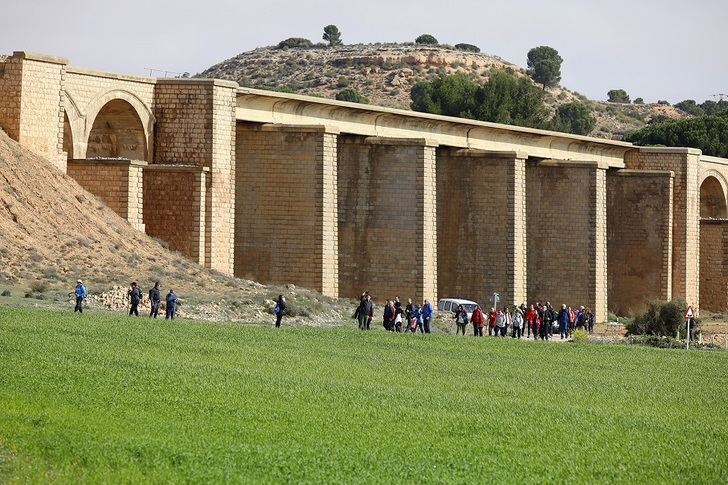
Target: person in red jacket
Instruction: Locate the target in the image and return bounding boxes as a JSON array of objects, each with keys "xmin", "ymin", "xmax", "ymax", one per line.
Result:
[
  {"xmin": 487, "ymin": 307, "xmax": 497, "ymax": 336},
  {"xmin": 526, "ymin": 304, "xmax": 538, "ymax": 340},
  {"xmin": 471, "ymin": 305, "xmax": 485, "ymax": 337}
]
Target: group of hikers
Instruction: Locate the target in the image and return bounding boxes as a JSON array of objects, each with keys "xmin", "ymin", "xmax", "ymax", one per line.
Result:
[
  {"xmin": 354, "ymin": 292, "xmax": 434, "ymax": 333},
  {"xmin": 351, "ymin": 292, "xmax": 595, "ymax": 339},
  {"xmin": 73, "ymin": 280, "xmax": 179, "ymax": 319},
  {"xmin": 455, "ymin": 302, "xmax": 595, "ymax": 339}
]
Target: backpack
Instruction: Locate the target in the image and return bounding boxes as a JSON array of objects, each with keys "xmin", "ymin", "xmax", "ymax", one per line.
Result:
[{"xmin": 274, "ymin": 303, "xmax": 281, "ymax": 315}]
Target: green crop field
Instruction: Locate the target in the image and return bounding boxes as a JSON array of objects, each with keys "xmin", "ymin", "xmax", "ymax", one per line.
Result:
[{"xmin": 1, "ymin": 307, "xmax": 727, "ymax": 484}]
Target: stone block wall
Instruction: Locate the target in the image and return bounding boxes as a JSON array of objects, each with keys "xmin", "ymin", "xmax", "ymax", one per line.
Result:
[
  {"xmin": 338, "ymin": 135, "xmax": 437, "ymax": 303},
  {"xmin": 436, "ymin": 149, "xmax": 527, "ymax": 307},
  {"xmin": 235, "ymin": 124, "xmax": 339, "ymax": 297},
  {"xmin": 0, "ymin": 56, "xmax": 22, "ymax": 141},
  {"xmin": 607, "ymin": 170, "xmax": 674, "ymax": 315},
  {"xmin": 154, "ymin": 79, "xmax": 237, "ymax": 275},
  {"xmin": 625, "ymin": 148, "xmax": 700, "ymax": 308},
  {"xmin": 526, "ymin": 161, "xmax": 607, "ymax": 322},
  {"xmin": 143, "ymin": 167, "xmax": 207, "ymax": 264},
  {"xmin": 700, "ymin": 220, "xmax": 728, "ymax": 311},
  {"xmin": 67, "ymin": 159, "xmax": 145, "ymax": 230}
]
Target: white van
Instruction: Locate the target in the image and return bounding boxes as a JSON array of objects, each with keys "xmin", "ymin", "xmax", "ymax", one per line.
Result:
[{"xmin": 437, "ymin": 298, "xmax": 479, "ymax": 320}]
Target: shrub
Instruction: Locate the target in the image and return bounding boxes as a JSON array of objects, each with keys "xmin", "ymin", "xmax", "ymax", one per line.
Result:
[
  {"xmin": 607, "ymin": 89, "xmax": 630, "ymax": 103},
  {"xmin": 634, "ymin": 97, "xmax": 645, "ymax": 105},
  {"xmin": 335, "ymin": 88, "xmax": 369, "ymax": 104},
  {"xmin": 657, "ymin": 100, "xmax": 670, "ymax": 105},
  {"xmin": 29, "ymin": 281, "xmax": 49, "ymax": 293},
  {"xmin": 336, "ymin": 76, "xmax": 350, "ymax": 88},
  {"xmin": 455, "ymin": 43, "xmax": 480, "ymax": 53},
  {"xmin": 277, "ymin": 38, "xmax": 313, "ymax": 49},
  {"xmin": 571, "ymin": 329, "xmax": 588, "ymax": 344},
  {"xmin": 415, "ymin": 34, "xmax": 438, "ymax": 45},
  {"xmin": 627, "ymin": 111, "xmax": 728, "ymax": 157},
  {"xmin": 625, "ymin": 300, "xmax": 696, "ymax": 337},
  {"xmin": 550, "ymin": 102, "xmax": 596, "ymax": 135},
  {"xmin": 0, "ymin": 290, "xmax": 10, "ymax": 297}
]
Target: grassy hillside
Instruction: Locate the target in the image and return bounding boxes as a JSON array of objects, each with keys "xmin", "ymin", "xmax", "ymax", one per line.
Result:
[{"xmin": 1, "ymin": 307, "xmax": 727, "ymax": 483}]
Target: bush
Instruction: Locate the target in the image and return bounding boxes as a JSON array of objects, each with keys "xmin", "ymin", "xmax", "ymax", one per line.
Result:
[
  {"xmin": 627, "ymin": 111, "xmax": 728, "ymax": 157},
  {"xmin": 336, "ymin": 76, "xmax": 350, "ymax": 88},
  {"xmin": 455, "ymin": 43, "xmax": 480, "ymax": 53},
  {"xmin": 607, "ymin": 89, "xmax": 630, "ymax": 103},
  {"xmin": 277, "ymin": 38, "xmax": 313, "ymax": 49},
  {"xmin": 571, "ymin": 329, "xmax": 588, "ymax": 344},
  {"xmin": 625, "ymin": 300, "xmax": 695, "ymax": 337},
  {"xmin": 29, "ymin": 281, "xmax": 49, "ymax": 293},
  {"xmin": 657, "ymin": 100, "xmax": 670, "ymax": 105},
  {"xmin": 335, "ymin": 88, "xmax": 369, "ymax": 104},
  {"xmin": 0, "ymin": 290, "xmax": 10, "ymax": 297},
  {"xmin": 550, "ymin": 102, "xmax": 596, "ymax": 135},
  {"xmin": 634, "ymin": 97, "xmax": 644, "ymax": 104},
  {"xmin": 415, "ymin": 34, "xmax": 438, "ymax": 45}
]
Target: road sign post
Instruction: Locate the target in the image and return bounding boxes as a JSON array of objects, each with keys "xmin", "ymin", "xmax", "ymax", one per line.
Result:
[
  {"xmin": 685, "ymin": 306, "xmax": 695, "ymax": 350},
  {"xmin": 491, "ymin": 292, "xmax": 500, "ymax": 312}
]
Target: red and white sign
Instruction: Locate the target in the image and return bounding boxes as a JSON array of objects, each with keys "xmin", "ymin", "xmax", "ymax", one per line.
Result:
[{"xmin": 685, "ymin": 306, "xmax": 695, "ymax": 319}]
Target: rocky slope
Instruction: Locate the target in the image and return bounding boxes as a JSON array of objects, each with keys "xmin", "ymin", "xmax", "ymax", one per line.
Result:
[
  {"xmin": 0, "ymin": 130, "xmax": 352, "ymax": 324},
  {"xmin": 198, "ymin": 43, "xmax": 686, "ymax": 139}
]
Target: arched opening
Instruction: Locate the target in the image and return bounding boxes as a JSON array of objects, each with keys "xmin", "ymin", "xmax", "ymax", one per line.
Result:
[
  {"xmin": 63, "ymin": 111, "xmax": 74, "ymax": 161},
  {"xmin": 700, "ymin": 176, "xmax": 727, "ymax": 219},
  {"xmin": 86, "ymin": 99, "xmax": 148, "ymax": 160}
]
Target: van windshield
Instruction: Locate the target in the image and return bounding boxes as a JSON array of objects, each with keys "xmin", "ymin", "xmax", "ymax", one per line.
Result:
[{"xmin": 462, "ymin": 304, "xmax": 476, "ymax": 313}]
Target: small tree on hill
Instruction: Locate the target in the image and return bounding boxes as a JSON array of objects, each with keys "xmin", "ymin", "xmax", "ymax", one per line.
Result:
[
  {"xmin": 277, "ymin": 38, "xmax": 313, "ymax": 49},
  {"xmin": 634, "ymin": 97, "xmax": 644, "ymax": 105},
  {"xmin": 551, "ymin": 102, "xmax": 596, "ymax": 135},
  {"xmin": 323, "ymin": 25, "xmax": 342, "ymax": 47},
  {"xmin": 415, "ymin": 34, "xmax": 439, "ymax": 45},
  {"xmin": 526, "ymin": 46, "xmax": 562, "ymax": 90},
  {"xmin": 336, "ymin": 88, "xmax": 369, "ymax": 104},
  {"xmin": 455, "ymin": 43, "xmax": 480, "ymax": 53},
  {"xmin": 607, "ymin": 89, "xmax": 631, "ymax": 103}
]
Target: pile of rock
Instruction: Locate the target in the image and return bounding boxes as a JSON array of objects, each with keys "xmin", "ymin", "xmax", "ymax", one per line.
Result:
[{"xmin": 86, "ymin": 285, "xmax": 151, "ymax": 311}]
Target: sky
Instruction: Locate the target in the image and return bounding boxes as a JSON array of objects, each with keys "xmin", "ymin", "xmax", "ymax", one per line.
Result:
[{"xmin": 1, "ymin": 0, "xmax": 726, "ymax": 103}]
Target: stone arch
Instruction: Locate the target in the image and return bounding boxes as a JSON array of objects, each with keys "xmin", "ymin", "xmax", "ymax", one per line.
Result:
[
  {"xmin": 62, "ymin": 111, "xmax": 74, "ymax": 160},
  {"xmin": 84, "ymin": 90, "xmax": 154, "ymax": 161},
  {"xmin": 700, "ymin": 173, "xmax": 728, "ymax": 219},
  {"xmin": 62, "ymin": 90, "xmax": 86, "ymax": 159}
]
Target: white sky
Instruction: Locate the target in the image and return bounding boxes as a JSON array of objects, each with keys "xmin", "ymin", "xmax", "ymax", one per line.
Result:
[{"xmin": 1, "ymin": 0, "xmax": 726, "ymax": 103}]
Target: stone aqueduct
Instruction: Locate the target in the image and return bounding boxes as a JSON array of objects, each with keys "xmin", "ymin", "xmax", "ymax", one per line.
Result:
[{"xmin": 2, "ymin": 51, "xmax": 728, "ymax": 321}]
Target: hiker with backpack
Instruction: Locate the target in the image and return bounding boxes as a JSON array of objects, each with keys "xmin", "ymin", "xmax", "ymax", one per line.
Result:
[
  {"xmin": 73, "ymin": 279, "xmax": 86, "ymax": 313},
  {"xmin": 149, "ymin": 282, "xmax": 161, "ymax": 318},
  {"xmin": 274, "ymin": 294, "xmax": 287, "ymax": 328},
  {"xmin": 127, "ymin": 282, "xmax": 142, "ymax": 317},
  {"xmin": 454, "ymin": 304, "xmax": 468, "ymax": 335}
]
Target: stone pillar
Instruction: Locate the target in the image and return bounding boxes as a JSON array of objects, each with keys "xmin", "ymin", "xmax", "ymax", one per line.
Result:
[
  {"xmin": 526, "ymin": 160, "xmax": 608, "ymax": 322},
  {"xmin": 436, "ymin": 148, "xmax": 527, "ymax": 307},
  {"xmin": 338, "ymin": 135, "xmax": 437, "ymax": 303},
  {"xmin": 607, "ymin": 170, "xmax": 674, "ymax": 315},
  {"xmin": 143, "ymin": 165, "xmax": 208, "ymax": 265},
  {"xmin": 0, "ymin": 52, "xmax": 67, "ymax": 171},
  {"xmin": 66, "ymin": 158, "xmax": 147, "ymax": 231},
  {"xmin": 153, "ymin": 78, "xmax": 237, "ymax": 275},
  {"xmin": 235, "ymin": 123, "xmax": 339, "ymax": 297},
  {"xmin": 699, "ymin": 219, "xmax": 728, "ymax": 311},
  {"xmin": 625, "ymin": 148, "xmax": 701, "ymax": 308}
]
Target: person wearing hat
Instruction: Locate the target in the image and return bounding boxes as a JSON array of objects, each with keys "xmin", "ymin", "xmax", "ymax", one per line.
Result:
[{"xmin": 73, "ymin": 279, "xmax": 87, "ymax": 313}]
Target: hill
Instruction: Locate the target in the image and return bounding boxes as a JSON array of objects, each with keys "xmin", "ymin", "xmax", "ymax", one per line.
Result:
[
  {"xmin": 1, "ymin": 306, "xmax": 727, "ymax": 483},
  {"xmin": 0, "ymin": 129, "xmax": 349, "ymax": 323},
  {"xmin": 198, "ymin": 43, "xmax": 687, "ymax": 139}
]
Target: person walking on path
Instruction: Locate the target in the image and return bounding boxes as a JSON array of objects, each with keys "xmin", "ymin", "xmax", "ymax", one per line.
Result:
[
  {"xmin": 471, "ymin": 304, "xmax": 484, "ymax": 337},
  {"xmin": 495, "ymin": 309, "xmax": 505, "ymax": 337},
  {"xmin": 416, "ymin": 304, "xmax": 425, "ymax": 333},
  {"xmin": 526, "ymin": 304, "xmax": 537, "ymax": 338},
  {"xmin": 558, "ymin": 304, "xmax": 569, "ymax": 339},
  {"xmin": 165, "ymin": 290, "xmax": 177, "ymax": 320},
  {"xmin": 538, "ymin": 303, "xmax": 550, "ymax": 340},
  {"xmin": 73, "ymin": 279, "xmax": 86, "ymax": 313},
  {"xmin": 512, "ymin": 308, "xmax": 524, "ymax": 339},
  {"xmin": 128, "ymin": 282, "xmax": 142, "ymax": 317},
  {"xmin": 356, "ymin": 294, "xmax": 373, "ymax": 330},
  {"xmin": 454, "ymin": 304, "xmax": 468, "ymax": 335},
  {"xmin": 586, "ymin": 308, "xmax": 595, "ymax": 334},
  {"xmin": 568, "ymin": 306, "xmax": 576, "ymax": 335},
  {"xmin": 149, "ymin": 282, "xmax": 161, "ymax": 318},
  {"xmin": 274, "ymin": 294, "xmax": 287, "ymax": 328},
  {"xmin": 383, "ymin": 300, "xmax": 395, "ymax": 331},
  {"xmin": 488, "ymin": 307, "xmax": 497, "ymax": 336},
  {"xmin": 421, "ymin": 300, "xmax": 433, "ymax": 334}
]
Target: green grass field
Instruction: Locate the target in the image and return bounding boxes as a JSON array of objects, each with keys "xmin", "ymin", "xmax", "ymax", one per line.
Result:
[{"xmin": 1, "ymin": 307, "xmax": 727, "ymax": 484}]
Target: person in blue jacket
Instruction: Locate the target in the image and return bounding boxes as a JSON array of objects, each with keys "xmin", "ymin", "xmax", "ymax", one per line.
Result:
[
  {"xmin": 165, "ymin": 290, "xmax": 177, "ymax": 320},
  {"xmin": 558, "ymin": 304, "xmax": 570, "ymax": 340},
  {"xmin": 421, "ymin": 299, "xmax": 433, "ymax": 334},
  {"xmin": 73, "ymin": 279, "xmax": 87, "ymax": 313}
]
